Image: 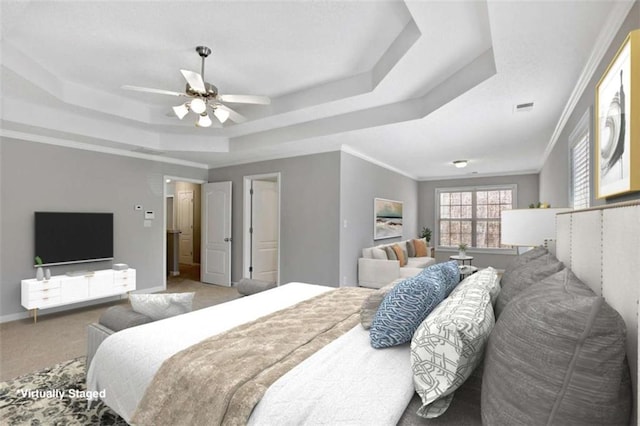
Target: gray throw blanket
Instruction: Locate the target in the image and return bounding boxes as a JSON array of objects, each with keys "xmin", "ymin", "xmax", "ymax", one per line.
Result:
[{"xmin": 132, "ymin": 287, "xmax": 373, "ymax": 426}]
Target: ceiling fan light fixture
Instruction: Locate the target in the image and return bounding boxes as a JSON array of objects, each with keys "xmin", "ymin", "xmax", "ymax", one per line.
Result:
[
  {"xmin": 172, "ymin": 103, "xmax": 189, "ymax": 120},
  {"xmin": 190, "ymin": 98, "xmax": 207, "ymax": 114},
  {"xmin": 196, "ymin": 113, "xmax": 213, "ymax": 128},
  {"xmin": 453, "ymin": 160, "xmax": 468, "ymax": 168},
  {"xmin": 213, "ymin": 107, "xmax": 230, "ymax": 124}
]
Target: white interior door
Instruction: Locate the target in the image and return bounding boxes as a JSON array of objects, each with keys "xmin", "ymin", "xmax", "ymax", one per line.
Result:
[
  {"xmin": 177, "ymin": 190, "xmax": 194, "ymax": 264},
  {"xmin": 251, "ymin": 180, "xmax": 279, "ymax": 282},
  {"xmin": 201, "ymin": 181, "xmax": 232, "ymax": 286}
]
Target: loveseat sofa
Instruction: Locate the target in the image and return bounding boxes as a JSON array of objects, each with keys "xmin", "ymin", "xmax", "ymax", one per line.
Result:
[{"xmin": 358, "ymin": 238, "xmax": 435, "ymax": 288}]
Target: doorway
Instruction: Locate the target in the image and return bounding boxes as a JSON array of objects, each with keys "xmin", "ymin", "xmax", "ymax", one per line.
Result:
[
  {"xmin": 164, "ymin": 177, "xmax": 205, "ymax": 286},
  {"xmin": 243, "ymin": 173, "xmax": 281, "ymax": 284}
]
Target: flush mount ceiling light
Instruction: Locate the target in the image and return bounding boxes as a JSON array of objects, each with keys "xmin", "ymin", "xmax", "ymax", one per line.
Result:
[
  {"xmin": 123, "ymin": 46, "xmax": 271, "ymax": 127},
  {"xmin": 453, "ymin": 160, "xmax": 468, "ymax": 168}
]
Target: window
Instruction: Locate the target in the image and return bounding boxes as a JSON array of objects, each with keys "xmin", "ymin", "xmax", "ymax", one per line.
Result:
[
  {"xmin": 436, "ymin": 185, "xmax": 516, "ymax": 250},
  {"xmin": 569, "ymin": 110, "xmax": 590, "ymax": 209}
]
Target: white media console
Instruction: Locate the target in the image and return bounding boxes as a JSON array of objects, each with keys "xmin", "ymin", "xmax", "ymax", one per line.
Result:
[{"xmin": 21, "ymin": 268, "xmax": 136, "ymax": 323}]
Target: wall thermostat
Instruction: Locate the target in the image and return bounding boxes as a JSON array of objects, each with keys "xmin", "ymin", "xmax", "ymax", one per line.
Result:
[{"xmin": 144, "ymin": 211, "xmax": 155, "ymax": 220}]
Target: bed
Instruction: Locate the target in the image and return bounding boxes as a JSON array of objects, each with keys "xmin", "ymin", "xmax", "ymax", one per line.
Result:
[{"xmin": 87, "ymin": 201, "xmax": 639, "ymax": 425}]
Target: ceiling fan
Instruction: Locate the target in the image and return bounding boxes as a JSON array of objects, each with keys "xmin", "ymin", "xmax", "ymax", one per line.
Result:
[{"xmin": 122, "ymin": 46, "xmax": 270, "ymax": 127}]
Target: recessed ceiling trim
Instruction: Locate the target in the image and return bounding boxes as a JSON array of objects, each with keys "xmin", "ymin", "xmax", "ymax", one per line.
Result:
[
  {"xmin": 341, "ymin": 145, "xmax": 417, "ymax": 180},
  {"xmin": 539, "ymin": 0, "xmax": 635, "ymax": 169},
  {"xmin": 418, "ymin": 169, "xmax": 540, "ymax": 182},
  {"xmin": 0, "ymin": 129, "xmax": 210, "ymax": 169},
  {"xmin": 232, "ymin": 47, "xmax": 496, "ymax": 151}
]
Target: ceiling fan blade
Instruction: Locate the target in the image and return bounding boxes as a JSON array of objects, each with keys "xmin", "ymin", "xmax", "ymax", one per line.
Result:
[
  {"xmin": 121, "ymin": 85, "xmax": 185, "ymax": 97},
  {"xmin": 180, "ymin": 69, "xmax": 206, "ymax": 94},
  {"xmin": 218, "ymin": 94, "xmax": 271, "ymax": 105},
  {"xmin": 216, "ymin": 104, "xmax": 247, "ymax": 123}
]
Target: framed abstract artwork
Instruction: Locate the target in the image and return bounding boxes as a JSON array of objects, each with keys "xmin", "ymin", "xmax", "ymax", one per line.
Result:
[
  {"xmin": 596, "ymin": 29, "xmax": 640, "ymax": 199},
  {"xmin": 374, "ymin": 198, "xmax": 403, "ymax": 240}
]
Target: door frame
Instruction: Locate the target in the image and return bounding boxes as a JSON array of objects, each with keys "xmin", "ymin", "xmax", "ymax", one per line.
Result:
[
  {"xmin": 242, "ymin": 172, "xmax": 281, "ymax": 285},
  {"xmin": 163, "ymin": 175, "xmax": 207, "ymax": 290}
]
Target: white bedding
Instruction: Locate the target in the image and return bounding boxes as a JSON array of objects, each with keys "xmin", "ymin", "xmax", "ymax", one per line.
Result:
[{"xmin": 87, "ymin": 282, "xmax": 413, "ymax": 424}]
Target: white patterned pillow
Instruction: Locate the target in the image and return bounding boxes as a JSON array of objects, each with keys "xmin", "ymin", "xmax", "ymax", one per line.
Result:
[
  {"xmin": 411, "ymin": 283, "xmax": 495, "ymax": 418},
  {"xmin": 452, "ymin": 267, "xmax": 500, "ymax": 305},
  {"xmin": 130, "ymin": 292, "xmax": 195, "ymax": 320}
]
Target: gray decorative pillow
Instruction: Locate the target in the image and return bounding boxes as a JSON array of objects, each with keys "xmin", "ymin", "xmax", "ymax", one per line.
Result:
[
  {"xmin": 495, "ymin": 254, "xmax": 564, "ymax": 317},
  {"xmin": 360, "ymin": 280, "xmax": 400, "ymax": 330},
  {"xmin": 412, "ymin": 283, "xmax": 495, "ymax": 418},
  {"xmin": 482, "ymin": 269, "xmax": 632, "ymax": 425},
  {"xmin": 384, "ymin": 246, "xmax": 398, "ymax": 261},
  {"xmin": 130, "ymin": 292, "xmax": 195, "ymax": 320},
  {"xmin": 406, "ymin": 240, "xmax": 416, "ymax": 258},
  {"xmin": 501, "ymin": 246, "xmax": 548, "ymax": 282}
]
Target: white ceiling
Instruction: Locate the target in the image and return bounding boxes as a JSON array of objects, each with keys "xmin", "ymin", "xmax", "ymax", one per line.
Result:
[{"xmin": 1, "ymin": 0, "xmax": 634, "ymax": 179}]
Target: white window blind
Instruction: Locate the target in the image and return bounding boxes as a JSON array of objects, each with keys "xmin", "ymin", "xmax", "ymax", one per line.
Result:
[
  {"xmin": 569, "ymin": 110, "xmax": 591, "ymax": 210},
  {"xmin": 570, "ymin": 135, "xmax": 590, "ymax": 209}
]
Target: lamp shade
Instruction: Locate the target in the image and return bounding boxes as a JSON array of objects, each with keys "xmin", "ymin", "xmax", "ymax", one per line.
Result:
[{"xmin": 501, "ymin": 208, "xmax": 569, "ymax": 246}]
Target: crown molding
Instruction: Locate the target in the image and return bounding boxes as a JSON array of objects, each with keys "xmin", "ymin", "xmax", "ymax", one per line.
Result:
[
  {"xmin": 539, "ymin": 0, "xmax": 635, "ymax": 168},
  {"xmin": 340, "ymin": 145, "xmax": 417, "ymax": 180},
  {"xmin": 0, "ymin": 129, "xmax": 210, "ymax": 169}
]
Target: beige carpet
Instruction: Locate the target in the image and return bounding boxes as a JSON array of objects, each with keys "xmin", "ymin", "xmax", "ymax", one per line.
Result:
[{"xmin": 0, "ymin": 265, "xmax": 240, "ymax": 382}]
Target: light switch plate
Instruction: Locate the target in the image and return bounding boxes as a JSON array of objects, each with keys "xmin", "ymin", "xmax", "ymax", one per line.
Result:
[
  {"xmin": 144, "ymin": 211, "xmax": 155, "ymax": 220},
  {"xmin": 143, "ymin": 220, "xmax": 152, "ymax": 228}
]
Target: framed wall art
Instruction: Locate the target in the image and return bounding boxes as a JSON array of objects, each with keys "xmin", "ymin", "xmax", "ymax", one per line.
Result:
[
  {"xmin": 374, "ymin": 198, "xmax": 403, "ymax": 240},
  {"xmin": 596, "ymin": 29, "xmax": 639, "ymax": 199}
]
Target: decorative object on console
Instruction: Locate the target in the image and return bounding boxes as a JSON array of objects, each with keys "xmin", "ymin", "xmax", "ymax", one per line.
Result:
[
  {"xmin": 35, "ymin": 256, "xmax": 44, "ymax": 281},
  {"xmin": 500, "ymin": 208, "xmax": 569, "ymax": 248},
  {"xmin": 113, "ymin": 263, "xmax": 129, "ymax": 271},
  {"xmin": 596, "ymin": 29, "xmax": 639, "ymax": 199},
  {"xmin": 374, "ymin": 198, "xmax": 403, "ymax": 240},
  {"xmin": 44, "ymin": 268, "xmax": 51, "ymax": 280}
]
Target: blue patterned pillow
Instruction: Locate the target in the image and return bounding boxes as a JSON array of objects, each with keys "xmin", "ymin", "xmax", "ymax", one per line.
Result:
[{"xmin": 370, "ymin": 261, "xmax": 460, "ymax": 349}]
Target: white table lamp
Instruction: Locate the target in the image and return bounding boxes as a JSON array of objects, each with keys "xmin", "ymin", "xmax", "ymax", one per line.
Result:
[{"xmin": 501, "ymin": 208, "xmax": 569, "ymax": 247}]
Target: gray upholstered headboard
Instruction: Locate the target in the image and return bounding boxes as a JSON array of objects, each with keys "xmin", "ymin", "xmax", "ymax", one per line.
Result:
[{"xmin": 555, "ymin": 201, "xmax": 639, "ymax": 425}]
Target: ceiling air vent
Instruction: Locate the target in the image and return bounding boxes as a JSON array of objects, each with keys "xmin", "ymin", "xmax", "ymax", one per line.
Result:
[{"xmin": 514, "ymin": 102, "xmax": 534, "ymax": 112}]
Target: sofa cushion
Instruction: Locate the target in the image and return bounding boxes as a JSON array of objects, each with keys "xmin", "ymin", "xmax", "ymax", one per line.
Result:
[
  {"xmin": 371, "ymin": 247, "xmax": 387, "ymax": 260},
  {"xmin": 412, "ymin": 282, "xmax": 494, "ymax": 418},
  {"xmin": 495, "ymin": 253, "xmax": 564, "ymax": 317},
  {"xmin": 370, "ymin": 261, "xmax": 460, "ymax": 349},
  {"xmin": 406, "ymin": 257, "xmax": 435, "ymax": 269},
  {"xmin": 130, "ymin": 292, "xmax": 195, "ymax": 321},
  {"xmin": 407, "ymin": 239, "xmax": 416, "ymax": 257},
  {"xmin": 482, "ymin": 269, "xmax": 632, "ymax": 426},
  {"xmin": 392, "ymin": 244, "xmax": 407, "ymax": 266},
  {"xmin": 384, "ymin": 246, "xmax": 398, "ymax": 261},
  {"xmin": 413, "ymin": 239, "xmax": 428, "ymax": 257}
]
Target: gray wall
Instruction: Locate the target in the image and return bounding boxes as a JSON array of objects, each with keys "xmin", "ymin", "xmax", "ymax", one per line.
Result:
[
  {"xmin": 418, "ymin": 173, "xmax": 539, "ymax": 270},
  {"xmin": 339, "ymin": 152, "xmax": 418, "ymax": 286},
  {"xmin": 540, "ymin": 3, "xmax": 640, "ymax": 207},
  {"xmin": 209, "ymin": 152, "xmax": 341, "ymax": 286},
  {"xmin": 0, "ymin": 138, "xmax": 208, "ymax": 319}
]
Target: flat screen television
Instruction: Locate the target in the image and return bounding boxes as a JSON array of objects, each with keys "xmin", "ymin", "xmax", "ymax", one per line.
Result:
[{"xmin": 35, "ymin": 212, "xmax": 114, "ymax": 266}]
